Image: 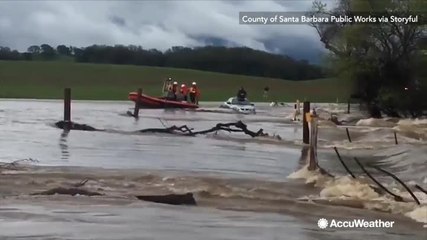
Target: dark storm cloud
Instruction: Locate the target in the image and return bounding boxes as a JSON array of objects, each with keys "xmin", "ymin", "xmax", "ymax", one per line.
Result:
[
  {"xmin": 0, "ymin": 0, "xmax": 330, "ymax": 62},
  {"xmin": 110, "ymin": 16, "xmax": 127, "ymax": 27}
]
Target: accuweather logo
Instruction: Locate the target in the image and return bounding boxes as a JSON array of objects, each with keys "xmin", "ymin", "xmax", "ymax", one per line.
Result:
[
  {"xmin": 317, "ymin": 218, "xmax": 395, "ymax": 229},
  {"xmin": 318, "ymin": 218, "xmax": 328, "ymax": 229}
]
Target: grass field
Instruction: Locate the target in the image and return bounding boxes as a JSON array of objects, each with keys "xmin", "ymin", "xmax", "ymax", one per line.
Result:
[{"xmin": 0, "ymin": 60, "xmax": 354, "ymax": 102}]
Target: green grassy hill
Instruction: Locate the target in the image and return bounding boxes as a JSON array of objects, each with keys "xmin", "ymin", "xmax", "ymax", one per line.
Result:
[{"xmin": 0, "ymin": 61, "xmax": 353, "ymax": 102}]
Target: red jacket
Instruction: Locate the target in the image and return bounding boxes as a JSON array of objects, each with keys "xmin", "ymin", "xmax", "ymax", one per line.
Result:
[{"xmin": 180, "ymin": 86, "xmax": 188, "ymax": 95}]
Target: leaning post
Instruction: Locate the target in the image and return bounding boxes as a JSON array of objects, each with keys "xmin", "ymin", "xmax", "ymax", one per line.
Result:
[
  {"xmin": 302, "ymin": 101, "xmax": 310, "ymax": 144},
  {"xmin": 64, "ymin": 88, "xmax": 71, "ymax": 130},
  {"xmin": 133, "ymin": 88, "xmax": 142, "ymax": 118}
]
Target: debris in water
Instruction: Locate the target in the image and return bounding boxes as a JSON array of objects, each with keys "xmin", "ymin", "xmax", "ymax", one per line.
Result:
[
  {"xmin": 136, "ymin": 193, "xmax": 197, "ymax": 206},
  {"xmin": 55, "ymin": 121, "xmax": 99, "ymax": 131},
  {"xmin": 73, "ymin": 179, "xmax": 90, "ymax": 187},
  {"xmin": 138, "ymin": 121, "xmax": 267, "ymax": 138},
  {"xmin": 0, "ymin": 158, "xmax": 38, "ymax": 171},
  {"xmin": 31, "ymin": 187, "xmax": 103, "ymax": 196}
]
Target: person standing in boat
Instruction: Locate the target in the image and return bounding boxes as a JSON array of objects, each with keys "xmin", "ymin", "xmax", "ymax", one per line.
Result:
[
  {"xmin": 180, "ymin": 83, "xmax": 188, "ymax": 102},
  {"xmin": 189, "ymin": 82, "xmax": 200, "ymax": 104},
  {"xmin": 237, "ymin": 87, "xmax": 247, "ymax": 102},
  {"xmin": 163, "ymin": 77, "xmax": 173, "ymax": 94},
  {"xmin": 166, "ymin": 81, "xmax": 178, "ymax": 100},
  {"xmin": 263, "ymin": 86, "xmax": 269, "ymax": 99}
]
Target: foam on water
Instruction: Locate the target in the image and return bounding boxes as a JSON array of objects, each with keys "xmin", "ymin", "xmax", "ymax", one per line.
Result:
[
  {"xmin": 405, "ymin": 206, "xmax": 427, "ymax": 223},
  {"xmin": 287, "ymin": 164, "xmax": 427, "ymax": 224},
  {"xmin": 394, "ymin": 124, "xmax": 427, "ymax": 141},
  {"xmin": 319, "ymin": 176, "xmax": 380, "ymax": 200},
  {"xmin": 397, "ymin": 118, "xmax": 427, "ymax": 127},
  {"xmin": 287, "ymin": 164, "xmax": 332, "ymax": 187},
  {"xmin": 356, "ymin": 118, "xmax": 397, "ymax": 128}
]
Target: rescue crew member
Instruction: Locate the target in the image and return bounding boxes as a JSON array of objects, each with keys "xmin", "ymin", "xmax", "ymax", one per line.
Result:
[
  {"xmin": 237, "ymin": 87, "xmax": 247, "ymax": 102},
  {"xmin": 263, "ymin": 86, "xmax": 269, "ymax": 99},
  {"xmin": 163, "ymin": 77, "xmax": 173, "ymax": 93},
  {"xmin": 180, "ymin": 84, "xmax": 188, "ymax": 102},
  {"xmin": 189, "ymin": 82, "xmax": 200, "ymax": 104},
  {"xmin": 166, "ymin": 81, "xmax": 178, "ymax": 100}
]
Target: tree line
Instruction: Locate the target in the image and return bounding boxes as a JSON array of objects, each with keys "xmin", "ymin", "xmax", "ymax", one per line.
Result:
[{"xmin": 0, "ymin": 44, "xmax": 325, "ymax": 80}]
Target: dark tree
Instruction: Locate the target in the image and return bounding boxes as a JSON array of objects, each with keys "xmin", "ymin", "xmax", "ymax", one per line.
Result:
[
  {"xmin": 56, "ymin": 45, "xmax": 71, "ymax": 56},
  {"xmin": 40, "ymin": 44, "xmax": 56, "ymax": 59},
  {"xmin": 27, "ymin": 45, "xmax": 41, "ymax": 54},
  {"xmin": 309, "ymin": 0, "xmax": 426, "ymax": 117},
  {"xmin": 0, "ymin": 46, "xmax": 22, "ymax": 60}
]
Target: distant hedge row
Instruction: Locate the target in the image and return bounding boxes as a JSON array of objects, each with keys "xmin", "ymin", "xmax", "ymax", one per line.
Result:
[{"xmin": 0, "ymin": 44, "xmax": 325, "ymax": 80}]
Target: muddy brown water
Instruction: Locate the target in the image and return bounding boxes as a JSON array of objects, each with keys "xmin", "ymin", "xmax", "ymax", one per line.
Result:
[{"xmin": 0, "ymin": 99, "xmax": 426, "ymax": 239}]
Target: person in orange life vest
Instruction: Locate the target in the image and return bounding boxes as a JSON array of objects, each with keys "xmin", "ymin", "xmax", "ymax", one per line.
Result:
[
  {"xmin": 189, "ymin": 82, "xmax": 200, "ymax": 104},
  {"xmin": 180, "ymin": 84, "xmax": 188, "ymax": 102}
]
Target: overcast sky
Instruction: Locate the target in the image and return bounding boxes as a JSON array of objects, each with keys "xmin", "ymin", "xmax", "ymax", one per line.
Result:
[{"xmin": 0, "ymin": 0, "xmax": 335, "ymax": 62}]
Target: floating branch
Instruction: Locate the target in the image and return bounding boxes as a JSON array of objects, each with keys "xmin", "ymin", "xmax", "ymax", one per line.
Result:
[
  {"xmin": 55, "ymin": 121, "xmax": 99, "ymax": 131},
  {"xmin": 373, "ymin": 166, "xmax": 420, "ymax": 205},
  {"xmin": 138, "ymin": 121, "xmax": 266, "ymax": 138},
  {"xmin": 31, "ymin": 187, "xmax": 102, "ymax": 196},
  {"xmin": 54, "ymin": 120, "xmax": 267, "ymax": 138},
  {"xmin": 333, "ymin": 147, "xmax": 356, "ymax": 179},
  {"xmin": 136, "ymin": 193, "xmax": 196, "ymax": 206},
  {"xmin": 139, "ymin": 125, "xmax": 194, "ymax": 134},
  {"xmin": 353, "ymin": 157, "xmax": 404, "ymax": 202},
  {"xmin": 73, "ymin": 179, "xmax": 90, "ymax": 188},
  {"xmin": 0, "ymin": 158, "xmax": 39, "ymax": 171}
]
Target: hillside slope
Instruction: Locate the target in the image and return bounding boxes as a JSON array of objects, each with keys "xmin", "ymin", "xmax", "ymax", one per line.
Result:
[{"xmin": 0, "ymin": 61, "xmax": 352, "ymax": 102}]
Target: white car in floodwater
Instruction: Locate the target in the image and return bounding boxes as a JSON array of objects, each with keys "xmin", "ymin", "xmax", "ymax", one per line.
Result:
[{"xmin": 219, "ymin": 97, "xmax": 256, "ymax": 114}]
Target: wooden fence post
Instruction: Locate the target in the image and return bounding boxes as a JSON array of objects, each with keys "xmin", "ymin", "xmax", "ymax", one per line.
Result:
[
  {"xmin": 394, "ymin": 131, "xmax": 398, "ymax": 145},
  {"xmin": 347, "ymin": 99, "xmax": 350, "ymax": 114},
  {"xmin": 64, "ymin": 88, "xmax": 71, "ymax": 129},
  {"xmin": 346, "ymin": 128, "xmax": 352, "ymax": 143},
  {"xmin": 307, "ymin": 112, "xmax": 318, "ymax": 171},
  {"xmin": 133, "ymin": 88, "xmax": 142, "ymax": 118},
  {"xmin": 302, "ymin": 101, "xmax": 310, "ymax": 144}
]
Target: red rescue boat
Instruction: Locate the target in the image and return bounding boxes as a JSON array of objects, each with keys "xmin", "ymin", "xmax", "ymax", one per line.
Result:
[{"xmin": 128, "ymin": 92, "xmax": 199, "ymax": 109}]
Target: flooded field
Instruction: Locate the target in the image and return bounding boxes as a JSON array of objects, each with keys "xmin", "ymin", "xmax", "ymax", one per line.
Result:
[{"xmin": 0, "ymin": 99, "xmax": 426, "ymax": 239}]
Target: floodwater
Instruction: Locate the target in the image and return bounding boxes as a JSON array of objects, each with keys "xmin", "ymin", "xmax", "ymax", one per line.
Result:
[{"xmin": 0, "ymin": 99, "xmax": 426, "ymax": 239}]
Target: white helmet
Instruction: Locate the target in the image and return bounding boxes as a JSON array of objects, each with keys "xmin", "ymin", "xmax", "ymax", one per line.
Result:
[
  {"xmin": 192, "ymin": 82, "xmax": 197, "ymax": 85},
  {"xmin": 173, "ymin": 81, "xmax": 178, "ymax": 85}
]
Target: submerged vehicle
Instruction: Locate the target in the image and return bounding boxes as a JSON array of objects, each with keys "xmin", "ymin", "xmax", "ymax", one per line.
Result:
[
  {"xmin": 219, "ymin": 97, "xmax": 256, "ymax": 114},
  {"xmin": 128, "ymin": 92, "xmax": 199, "ymax": 109}
]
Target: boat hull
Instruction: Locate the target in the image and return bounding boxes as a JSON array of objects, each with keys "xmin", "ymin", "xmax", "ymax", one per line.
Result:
[{"xmin": 128, "ymin": 92, "xmax": 199, "ymax": 109}]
